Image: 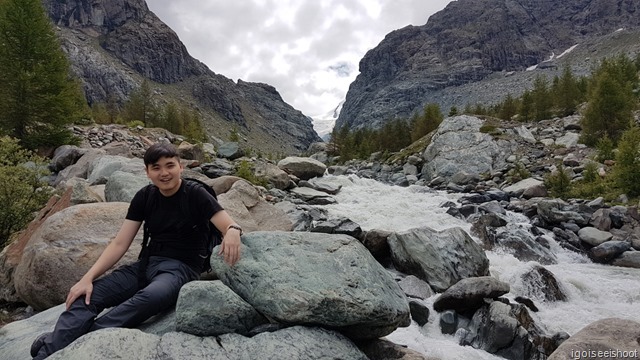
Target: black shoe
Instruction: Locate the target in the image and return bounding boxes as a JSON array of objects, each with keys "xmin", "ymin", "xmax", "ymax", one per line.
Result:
[{"xmin": 30, "ymin": 332, "xmax": 50, "ymax": 358}]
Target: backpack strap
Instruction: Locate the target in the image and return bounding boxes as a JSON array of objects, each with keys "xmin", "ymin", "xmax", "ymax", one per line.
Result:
[
  {"xmin": 137, "ymin": 184, "xmax": 157, "ymax": 287},
  {"xmin": 180, "ymin": 178, "xmax": 223, "ymax": 272}
]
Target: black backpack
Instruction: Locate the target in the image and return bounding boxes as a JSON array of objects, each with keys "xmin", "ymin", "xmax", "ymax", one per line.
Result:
[{"xmin": 137, "ymin": 178, "xmax": 222, "ymax": 284}]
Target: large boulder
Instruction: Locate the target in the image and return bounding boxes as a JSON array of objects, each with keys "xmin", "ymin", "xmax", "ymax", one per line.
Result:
[
  {"xmin": 549, "ymin": 318, "xmax": 640, "ymax": 360},
  {"xmin": 43, "ymin": 326, "xmax": 368, "ymax": 360},
  {"xmin": 53, "ymin": 149, "xmax": 106, "ymax": 188},
  {"xmin": 421, "ymin": 116, "xmax": 513, "ymax": 182},
  {"xmin": 277, "ymin": 156, "xmax": 327, "ymax": 180},
  {"xmin": 175, "ymin": 281, "xmax": 268, "ymax": 336},
  {"xmin": 211, "ymin": 231, "xmax": 410, "ymax": 339},
  {"xmin": 254, "ymin": 161, "xmax": 291, "ymax": 190},
  {"xmin": 433, "ymin": 276, "xmax": 510, "ymax": 312},
  {"xmin": 217, "ymin": 180, "xmax": 293, "ymax": 232},
  {"xmin": 0, "ymin": 190, "xmax": 74, "ymax": 303},
  {"xmin": 388, "ymin": 227, "xmax": 490, "ymax": 292},
  {"xmin": 104, "ymin": 171, "xmax": 149, "ymax": 202},
  {"xmin": 13, "ymin": 203, "xmax": 142, "ymax": 310},
  {"xmin": 578, "ymin": 227, "xmax": 613, "ymax": 246},
  {"xmin": 49, "ymin": 145, "xmax": 89, "ymax": 172},
  {"xmin": 87, "ymin": 155, "xmax": 139, "ymax": 185}
]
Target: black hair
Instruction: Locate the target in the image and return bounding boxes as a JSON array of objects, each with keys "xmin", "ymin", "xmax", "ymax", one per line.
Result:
[{"xmin": 143, "ymin": 142, "xmax": 180, "ymax": 166}]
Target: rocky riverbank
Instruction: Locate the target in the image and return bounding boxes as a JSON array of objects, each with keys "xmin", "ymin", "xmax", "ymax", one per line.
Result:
[{"xmin": 1, "ymin": 116, "xmax": 640, "ymax": 359}]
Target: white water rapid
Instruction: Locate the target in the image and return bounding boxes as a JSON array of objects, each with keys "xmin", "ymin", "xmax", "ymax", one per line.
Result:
[{"xmin": 317, "ymin": 175, "xmax": 640, "ymax": 360}]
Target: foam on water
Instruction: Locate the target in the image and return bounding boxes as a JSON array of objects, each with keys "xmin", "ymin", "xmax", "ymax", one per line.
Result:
[{"xmin": 317, "ymin": 175, "xmax": 640, "ymax": 359}]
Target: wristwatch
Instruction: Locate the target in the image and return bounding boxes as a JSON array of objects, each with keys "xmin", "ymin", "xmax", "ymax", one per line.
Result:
[{"xmin": 227, "ymin": 224, "xmax": 243, "ymax": 236}]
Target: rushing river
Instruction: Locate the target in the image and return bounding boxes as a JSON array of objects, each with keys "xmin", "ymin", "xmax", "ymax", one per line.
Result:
[{"xmin": 317, "ymin": 175, "xmax": 640, "ymax": 360}]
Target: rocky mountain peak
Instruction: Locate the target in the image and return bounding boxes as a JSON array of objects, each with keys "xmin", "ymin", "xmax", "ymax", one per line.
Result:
[
  {"xmin": 338, "ymin": 0, "xmax": 640, "ymax": 130},
  {"xmin": 42, "ymin": 0, "xmax": 321, "ymax": 154}
]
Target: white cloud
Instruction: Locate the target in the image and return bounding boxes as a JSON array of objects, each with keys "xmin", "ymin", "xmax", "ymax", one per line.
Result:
[{"xmin": 147, "ymin": 0, "xmax": 453, "ymax": 118}]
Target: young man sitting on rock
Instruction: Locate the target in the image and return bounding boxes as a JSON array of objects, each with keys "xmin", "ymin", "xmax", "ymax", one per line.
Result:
[{"xmin": 31, "ymin": 142, "xmax": 243, "ymax": 359}]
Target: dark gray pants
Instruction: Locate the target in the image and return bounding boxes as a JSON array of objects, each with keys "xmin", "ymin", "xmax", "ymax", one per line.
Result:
[{"xmin": 33, "ymin": 257, "xmax": 199, "ymax": 359}]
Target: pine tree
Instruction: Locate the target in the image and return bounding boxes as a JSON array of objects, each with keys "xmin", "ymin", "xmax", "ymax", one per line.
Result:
[
  {"xmin": 499, "ymin": 94, "xmax": 519, "ymax": 120},
  {"xmin": 613, "ymin": 126, "xmax": 640, "ymax": 197},
  {"xmin": 448, "ymin": 106, "xmax": 459, "ymax": 117},
  {"xmin": 582, "ymin": 70, "xmax": 634, "ymax": 145},
  {"xmin": 555, "ymin": 66, "xmax": 581, "ymax": 116},
  {"xmin": 123, "ymin": 80, "xmax": 156, "ymax": 126},
  {"xmin": 532, "ymin": 75, "xmax": 552, "ymax": 121},
  {"xmin": 0, "ymin": 0, "xmax": 83, "ymax": 149},
  {"xmin": 518, "ymin": 90, "xmax": 534, "ymax": 122},
  {"xmin": 411, "ymin": 103, "xmax": 442, "ymax": 142}
]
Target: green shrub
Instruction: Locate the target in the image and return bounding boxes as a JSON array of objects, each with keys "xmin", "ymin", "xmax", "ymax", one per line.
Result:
[
  {"xmin": 612, "ymin": 126, "xmax": 640, "ymax": 197},
  {"xmin": 235, "ymin": 160, "xmax": 268, "ymax": 187},
  {"xmin": 544, "ymin": 164, "xmax": 572, "ymax": 199},
  {"xmin": 595, "ymin": 134, "xmax": 615, "ymax": 162},
  {"xmin": 507, "ymin": 160, "xmax": 530, "ymax": 182},
  {"xmin": 0, "ymin": 137, "xmax": 54, "ymax": 249},
  {"xmin": 127, "ymin": 120, "xmax": 145, "ymax": 129}
]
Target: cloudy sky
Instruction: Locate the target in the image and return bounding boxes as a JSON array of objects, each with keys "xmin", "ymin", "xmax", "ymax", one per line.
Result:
[{"xmin": 147, "ymin": 0, "xmax": 452, "ymax": 121}]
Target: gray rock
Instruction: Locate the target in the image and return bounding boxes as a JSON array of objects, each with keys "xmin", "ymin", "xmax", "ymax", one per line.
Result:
[
  {"xmin": 210, "ymin": 231, "xmax": 410, "ymax": 339},
  {"xmin": 49, "ymin": 328, "xmax": 159, "ymax": 360},
  {"xmin": 53, "ymin": 149, "xmax": 107, "ymax": 188},
  {"xmin": 254, "ymin": 161, "xmax": 290, "ymax": 190},
  {"xmin": 306, "ymin": 177, "xmax": 342, "ymax": 195},
  {"xmin": 49, "ymin": 145, "xmax": 88, "ymax": 172},
  {"xmin": 519, "ymin": 265, "xmax": 567, "ymax": 302},
  {"xmin": 495, "ymin": 226, "xmax": 558, "ymax": 264},
  {"xmin": 503, "ymin": 178, "xmax": 544, "ymax": 197},
  {"xmin": 357, "ymin": 338, "xmax": 433, "ymax": 360},
  {"xmin": 388, "ymin": 226, "xmax": 490, "ymax": 292},
  {"xmin": 177, "ymin": 141, "xmax": 205, "ymax": 162},
  {"xmin": 516, "ymin": 126, "xmax": 537, "ymax": 144},
  {"xmin": 397, "ymin": 275, "xmax": 435, "ymax": 300},
  {"xmin": 175, "ymin": 281, "xmax": 268, "ymax": 336},
  {"xmin": 589, "ymin": 208, "xmax": 612, "ymax": 231},
  {"xmin": 216, "ymin": 326, "xmax": 368, "ymax": 360},
  {"xmin": 13, "ymin": 203, "xmax": 142, "ymax": 310},
  {"xmin": 462, "ymin": 302, "xmax": 519, "ymax": 354},
  {"xmin": 290, "ymin": 186, "xmax": 336, "ymax": 204},
  {"xmin": 409, "ymin": 300, "xmax": 430, "ymax": 326},
  {"xmin": 360, "ymin": 229, "xmax": 392, "ymax": 259},
  {"xmin": 590, "ymin": 241, "xmax": 631, "ymax": 263},
  {"xmin": 217, "ymin": 142, "xmax": 244, "ymax": 160},
  {"xmin": 549, "ymin": 318, "xmax": 640, "ymax": 360},
  {"xmin": 433, "ymin": 276, "xmax": 510, "ymax": 312},
  {"xmin": 217, "ymin": 180, "xmax": 293, "ymax": 233},
  {"xmin": 277, "ymin": 156, "xmax": 327, "ymax": 180},
  {"xmin": 611, "ymin": 251, "xmax": 640, "ymax": 269},
  {"xmin": 310, "ymin": 217, "xmax": 362, "ymax": 238},
  {"xmin": 86, "ymin": 155, "xmax": 134, "ymax": 185},
  {"xmin": 421, "ymin": 116, "xmax": 513, "ymax": 182},
  {"xmin": 555, "ymin": 132, "xmax": 580, "ymax": 148},
  {"xmin": 104, "ymin": 171, "xmax": 149, "ymax": 202},
  {"xmin": 537, "ymin": 199, "xmax": 588, "ymax": 226},
  {"xmin": 70, "ymin": 180, "xmax": 105, "ymax": 205},
  {"xmin": 578, "ymin": 227, "xmax": 613, "ymax": 246}
]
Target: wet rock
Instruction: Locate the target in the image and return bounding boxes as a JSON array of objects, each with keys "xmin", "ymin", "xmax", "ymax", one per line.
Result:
[
  {"xmin": 519, "ymin": 265, "xmax": 567, "ymax": 302},
  {"xmin": 388, "ymin": 227, "xmax": 490, "ymax": 292},
  {"xmin": 578, "ymin": 227, "xmax": 613, "ymax": 246},
  {"xmin": 409, "ymin": 301, "xmax": 430, "ymax": 326},
  {"xmin": 433, "ymin": 276, "xmax": 510, "ymax": 313},
  {"xmin": 590, "ymin": 241, "xmax": 631, "ymax": 263}
]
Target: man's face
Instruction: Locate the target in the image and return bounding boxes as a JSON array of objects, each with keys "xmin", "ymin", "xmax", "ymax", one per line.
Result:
[{"xmin": 145, "ymin": 156, "xmax": 184, "ymax": 196}]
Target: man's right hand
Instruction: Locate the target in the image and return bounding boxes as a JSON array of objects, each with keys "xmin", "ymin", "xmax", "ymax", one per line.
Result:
[{"xmin": 65, "ymin": 278, "xmax": 93, "ymax": 310}]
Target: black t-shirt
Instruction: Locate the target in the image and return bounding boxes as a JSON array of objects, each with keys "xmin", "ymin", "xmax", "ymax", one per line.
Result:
[{"xmin": 126, "ymin": 180, "xmax": 223, "ymax": 272}]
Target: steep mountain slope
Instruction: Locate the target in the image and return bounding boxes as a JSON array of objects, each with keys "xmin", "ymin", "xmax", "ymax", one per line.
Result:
[
  {"xmin": 337, "ymin": 0, "xmax": 640, "ymax": 130},
  {"xmin": 42, "ymin": 0, "xmax": 321, "ymax": 153}
]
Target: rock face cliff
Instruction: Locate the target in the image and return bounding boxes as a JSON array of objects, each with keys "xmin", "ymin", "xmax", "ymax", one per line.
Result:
[
  {"xmin": 337, "ymin": 0, "xmax": 640, "ymax": 130},
  {"xmin": 42, "ymin": 0, "xmax": 321, "ymax": 153}
]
